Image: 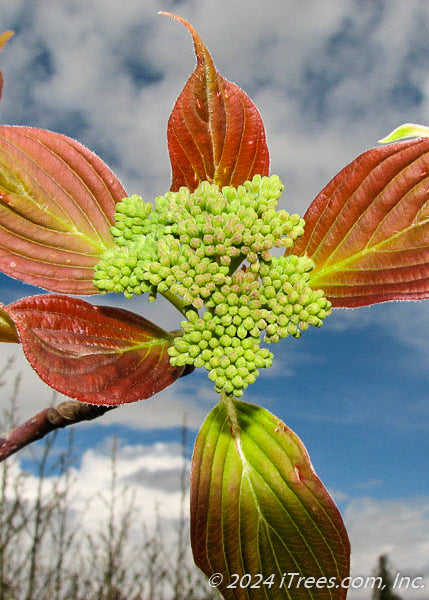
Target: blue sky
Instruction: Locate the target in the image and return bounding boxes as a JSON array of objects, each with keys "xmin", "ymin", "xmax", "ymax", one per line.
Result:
[{"xmin": 1, "ymin": 0, "xmax": 429, "ymax": 594}]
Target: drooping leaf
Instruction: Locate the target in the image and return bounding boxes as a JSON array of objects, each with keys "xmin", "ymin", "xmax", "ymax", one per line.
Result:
[
  {"xmin": 6, "ymin": 295, "xmax": 185, "ymax": 404},
  {"xmin": 0, "ymin": 126, "xmax": 126, "ymax": 294},
  {"xmin": 160, "ymin": 12, "xmax": 269, "ymax": 192},
  {"xmin": 191, "ymin": 399, "xmax": 350, "ymax": 600},
  {"xmin": 290, "ymin": 139, "xmax": 429, "ymax": 307},
  {"xmin": 0, "ymin": 31, "xmax": 13, "ymax": 105},
  {"xmin": 0, "ymin": 302, "xmax": 18, "ymax": 343}
]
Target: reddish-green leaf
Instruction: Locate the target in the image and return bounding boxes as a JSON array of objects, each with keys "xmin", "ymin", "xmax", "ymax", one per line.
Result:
[
  {"xmin": 161, "ymin": 12, "xmax": 269, "ymax": 192},
  {"xmin": 6, "ymin": 295, "xmax": 184, "ymax": 405},
  {"xmin": 0, "ymin": 302, "xmax": 18, "ymax": 343},
  {"xmin": 0, "ymin": 126, "xmax": 126, "ymax": 294},
  {"xmin": 291, "ymin": 139, "xmax": 429, "ymax": 307},
  {"xmin": 191, "ymin": 399, "xmax": 350, "ymax": 600},
  {"xmin": 0, "ymin": 31, "xmax": 13, "ymax": 106}
]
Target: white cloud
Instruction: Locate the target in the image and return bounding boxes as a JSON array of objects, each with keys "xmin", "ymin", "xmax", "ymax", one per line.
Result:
[
  {"xmin": 1, "ymin": 0, "xmax": 429, "ymax": 206},
  {"xmin": 345, "ymin": 496, "xmax": 429, "ymax": 599},
  {"xmin": 0, "ymin": 4, "xmax": 428, "ymax": 593},
  {"xmin": 67, "ymin": 439, "xmax": 189, "ymax": 526},
  {"xmin": 1, "ymin": 0, "xmax": 429, "ymax": 287},
  {"xmin": 3, "ymin": 438, "xmax": 200, "ymax": 597},
  {"xmin": 8, "ymin": 439, "xmax": 429, "ymax": 600},
  {"xmin": 5, "ymin": 439, "xmax": 189, "ymax": 534}
]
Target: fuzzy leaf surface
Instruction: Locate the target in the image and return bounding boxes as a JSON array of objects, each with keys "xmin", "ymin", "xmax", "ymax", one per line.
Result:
[
  {"xmin": 162, "ymin": 13, "xmax": 269, "ymax": 192},
  {"xmin": 6, "ymin": 295, "xmax": 184, "ymax": 404},
  {"xmin": 191, "ymin": 400, "xmax": 350, "ymax": 600},
  {"xmin": 0, "ymin": 126, "xmax": 126, "ymax": 294},
  {"xmin": 291, "ymin": 139, "xmax": 429, "ymax": 307}
]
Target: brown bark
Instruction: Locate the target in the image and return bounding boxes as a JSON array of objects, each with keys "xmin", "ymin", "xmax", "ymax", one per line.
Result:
[{"xmin": 0, "ymin": 401, "xmax": 115, "ymax": 462}]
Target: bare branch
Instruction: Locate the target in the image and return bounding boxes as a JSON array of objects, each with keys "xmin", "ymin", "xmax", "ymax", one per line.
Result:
[{"xmin": 0, "ymin": 402, "xmax": 115, "ymax": 462}]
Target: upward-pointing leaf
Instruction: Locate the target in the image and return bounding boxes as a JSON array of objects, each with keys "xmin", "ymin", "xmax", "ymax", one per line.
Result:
[
  {"xmin": 6, "ymin": 295, "xmax": 184, "ymax": 405},
  {"xmin": 291, "ymin": 139, "xmax": 429, "ymax": 307},
  {"xmin": 378, "ymin": 123, "xmax": 429, "ymax": 143},
  {"xmin": 191, "ymin": 399, "xmax": 350, "ymax": 600},
  {"xmin": 0, "ymin": 127, "xmax": 126, "ymax": 294},
  {"xmin": 161, "ymin": 13, "xmax": 269, "ymax": 192}
]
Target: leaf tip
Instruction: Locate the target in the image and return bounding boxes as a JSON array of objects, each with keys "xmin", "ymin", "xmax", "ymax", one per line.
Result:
[
  {"xmin": 157, "ymin": 11, "xmax": 194, "ymax": 33},
  {"xmin": 158, "ymin": 11, "xmax": 210, "ymax": 68},
  {"xmin": 164, "ymin": 11, "xmax": 268, "ymax": 190},
  {"xmin": 378, "ymin": 123, "xmax": 429, "ymax": 144},
  {"xmin": 0, "ymin": 31, "xmax": 14, "ymax": 104},
  {"xmin": 0, "ymin": 31, "xmax": 14, "ymax": 53}
]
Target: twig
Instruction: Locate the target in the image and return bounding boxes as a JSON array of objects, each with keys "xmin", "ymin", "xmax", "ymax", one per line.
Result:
[
  {"xmin": 0, "ymin": 401, "xmax": 115, "ymax": 462},
  {"xmin": 0, "ymin": 362, "xmax": 194, "ymax": 463}
]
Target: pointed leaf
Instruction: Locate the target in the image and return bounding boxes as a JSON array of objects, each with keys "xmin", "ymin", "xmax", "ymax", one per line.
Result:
[
  {"xmin": 6, "ymin": 295, "xmax": 184, "ymax": 405},
  {"xmin": 191, "ymin": 399, "xmax": 350, "ymax": 600},
  {"xmin": 0, "ymin": 31, "xmax": 13, "ymax": 106},
  {"xmin": 0, "ymin": 302, "xmax": 18, "ymax": 343},
  {"xmin": 291, "ymin": 139, "xmax": 429, "ymax": 307},
  {"xmin": 0, "ymin": 32, "xmax": 13, "ymax": 53},
  {"xmin": 0, "ymin": 126, "xmax": 126, "ymax": 294},
  {"xmin": 161, "ymin": 13, "xmax": 269, "ymax": 191},
  {"xmin": 379, "ymin": 122, "xmax": 429, "ymax": 143}
]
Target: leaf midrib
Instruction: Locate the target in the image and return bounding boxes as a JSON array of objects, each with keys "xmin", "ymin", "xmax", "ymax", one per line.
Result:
[
  {"xmin": 309, "ymin": 216, "xmax": 429, "ymax": 285},
  {"xmin": 226, "ymin": 401, "xmax": 330, "ymax": 600},
  {"xmin": 0, "ymin": 133, "xmax": 112, "ymax": 254}
]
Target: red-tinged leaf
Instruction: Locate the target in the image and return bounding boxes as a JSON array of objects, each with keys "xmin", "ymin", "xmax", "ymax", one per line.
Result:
[
  {"xmin": 160, "ymin": 12, "xmax": 269, "ymax": 192},
  {"xmin": 0, "ymin": 126, "xmax": 126, "ymax": 294},
  {"xmin": 0, "ymin": 31, "xmax": 13, "ymax": 105},
  {"xmin": 0, "ymin": 302, "xmax": 18, "ymax": 343},
  {"xmin": 191, "ymin": 399, "xmax": 350, "ymax": 600},
  {"xmin": 6, "ymin": 295, "xmax": 184, "ymax": 405},
  {"xmin": 291, "ymin": 139, "xmax": 429, "ymax": 307}
]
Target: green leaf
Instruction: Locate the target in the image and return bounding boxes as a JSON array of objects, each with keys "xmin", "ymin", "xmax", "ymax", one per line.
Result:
[
  {"xmin": 191, "ymin": 398, "xmax": 350, "ymax": 600},
  {"xmin": 379, "ymin": 123, "xmax": 429, "ymax": 143}
]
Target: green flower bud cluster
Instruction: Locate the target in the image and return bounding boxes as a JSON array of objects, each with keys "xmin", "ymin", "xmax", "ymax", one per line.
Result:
[
  {"xmin": 93, "ymin": 233, "xmax": 229, "ymax": 302},
  {"xmin": 168, "ymin": 269, "xmax": 274, "ymax": 397},
  {"xmin": 152, "ymin": 175, "xmax": 305, "ymax": 264},
  {"xmin": 258, "ymin": 255, "xmax": 331, "ymax": 342},
  {"xmin": 93, "ymin": 175, "xmax": 305, "ymax": 301},
  {"xmin": 167, "ymin": 259, "xmax": 331, "ymax": 396},
  {"xmin": 109, "ymin": 194, "xmax": 155, "ymax": 246},
  {"xmin": 93, "ymin": 174, "xmax": 331, "ymax": 397}
]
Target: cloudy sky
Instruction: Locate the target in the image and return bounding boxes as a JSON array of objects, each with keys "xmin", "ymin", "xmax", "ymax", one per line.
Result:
[{"xmin": 1, "ymin": 0, "xmax": 429, "ymax": 596}]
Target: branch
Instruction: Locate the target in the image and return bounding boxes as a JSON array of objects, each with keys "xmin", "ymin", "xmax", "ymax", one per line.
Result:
[
  {"xmin": 0, "ymin": 363, "xmax": 194, "ymax": 462},
  {"xmin": 0, "ymin": 401, "xmax": 116, "ymax": 462}
]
